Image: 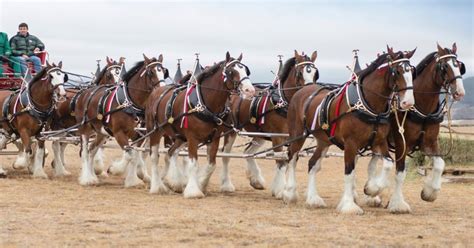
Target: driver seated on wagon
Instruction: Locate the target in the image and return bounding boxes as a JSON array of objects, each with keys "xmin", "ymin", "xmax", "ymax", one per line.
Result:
[{"xmin": 9, "ymin": 22, "xmax": 45, "ymax": 76}]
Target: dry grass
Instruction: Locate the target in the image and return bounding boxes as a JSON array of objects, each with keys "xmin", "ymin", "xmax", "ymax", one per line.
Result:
[{"xmin": 0, "ymin": 138, "xmax": 473, "ymax": 247}]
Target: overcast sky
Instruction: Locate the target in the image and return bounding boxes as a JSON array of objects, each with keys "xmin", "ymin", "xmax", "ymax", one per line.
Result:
[{"xmin": 1, "ymin": 0, "xmax": 472, "ymax": 83}]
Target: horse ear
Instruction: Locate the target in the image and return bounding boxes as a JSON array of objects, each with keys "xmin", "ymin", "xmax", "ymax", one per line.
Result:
[
  {"xmin": 158, "ymin": 54, "xmax": 163, "ymax": 63},
  {"xmin": 226, "ymin": 52, "xmax": 231, "ymax": 62},
  {"xmin": 406, "ymin": 47, "xmax": 416, "ymax": 59},
  {"xmin": 46, "ymin": 60, "xmax": 51, "ymax": 67},
  {"xmin": 119, "ymin": 57, "xmax": 126, "ymax": 65},
  {"xmin": 386, "ymin": 45, "xmax": 395, "ymax": 60},
  {"xmin": 437, "ymin": 42, "xmax": 444, "ymax": 55},
  {"xmin": 311, "ymin": 51, "xmax": 318, "ymax": 62},
  {"xmin": 237, "ymin": 53, "xmax": 243, "ymax": 62},
  {"xmin": 294, "ymin": 50, "xmax": 300, "ymax": 58},
  {"xmin": 452, "ymin": 42, "xmax": 457, "ymax": 54},
  {"xmin": 106, "ymin": 56, "xmax": 113, "ymax": 66},
  {"xmin": 52, "ymin": 62, "xmax": 56, "ymax": 67},
  {"xmin": 143, "ymin": 54, "xmax": 150, "ymax": 64},
  {"xmin": 58, "ymin": 61, "xmax": 63, "ymax": 69}
]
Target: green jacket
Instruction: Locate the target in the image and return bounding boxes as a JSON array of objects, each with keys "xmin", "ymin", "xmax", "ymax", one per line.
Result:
[
  {"xmin": 9, "ymin": 32, "xmax": 45, "ymax": 56},
  {"xmin": 0, "ymin": 32, "xmax": 12, "ymax": 56}
]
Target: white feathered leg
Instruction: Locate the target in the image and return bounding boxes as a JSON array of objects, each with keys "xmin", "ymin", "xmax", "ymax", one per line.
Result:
[{"xmin": 421, "ymin": 156, "xmax": 445, "ymax": 202}]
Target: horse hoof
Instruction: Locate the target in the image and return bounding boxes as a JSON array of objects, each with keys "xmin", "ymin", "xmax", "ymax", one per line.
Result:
[
  {"xmin": 306, "ymin": 196, "xmax": 327, "ymax": 209},
  {"xmin": 79, "ymin": 176, "xmax": 99, "ymax": 186},
  {"xmin": 32, "ymin": 171, "xmax": 49, "ymax": 179},
  {"xmin": 150, "ymin": 184, "xmax": 170, "ymax": 195},
  {"xmin": 0, "ymin": 171, "xmax": 7, "ymax": 178},
  {"xmin": 365, "ymin": 195, "xmax": 383, "ymax": 208},
  {"xmin": 183, "ymin": 188, "xmax": 205, "ymax": 199},
  {"xmin": 282, "ymin": 189, "xmax": 298, "ymax": 204},
  {"xmin": 421, "ymin": 187, "xmax": 438, "ymax": 202},
  {"xmin": 364, "ymin": 181, "xmax": 382, "ymax": 197},
  {"xmin": 220, "ymin": 183, "xmax": 236, "ymax": 193},
  {"xmin": 54, "ymin": 170, "xmax": 72, "ymax": 177},
  {"xmin": 124, "ymin": 178, "xmax": 145, "ymax": 188},
  {"xmin": 337, "ymin": 199, "xmax": 364, "ymax": 215},
  {"xmin": 250, "ymin": 179, "xmax": 265, "ymax": 190},
  {"xmin": 388, "ymin": 200, "xmax": 412, "ymax": 214}
]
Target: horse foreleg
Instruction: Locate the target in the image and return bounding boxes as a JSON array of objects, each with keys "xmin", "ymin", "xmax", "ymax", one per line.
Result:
[
  {"xmin": 79, "ymin": 133, "xmax": 99, "ymax": 186},
  {"xmin": 362, "ymin": 155, "xmax": 383, "ymax": 207},
  {"xmin": 52, "ymin": 140, "xmax": 71, "ymax": 177},
  {"xmin": 244, "ymin": 138, "xmax": 266, "ymax": 190},
  {"xmin": 305, "ymin": 145, "xmax": 329, "ymax": 208},
  {"xmin": 220, "ymin": 133, "xmax": 236, "ymax": 192},
  {"xmin": 364, "ymin": 155, "xmax": 392, "ymax": 197},
  {"xmin": 183, "ymin": 138, "xmax": 204, "ymax": 198},
  {"xmin": 31, "ymin": 140, "xmax": 48, "ymax": 179},
  {"xmin": 388, "ymin": 154, "xmax": 411, "ymax": 214},
  {"xmin": 282, "ymin": 138, "xmax": 305, "ymax": 204},
  {"xmin": 336, "ymin": 142, "xmax": 363, "ymax": 215}
]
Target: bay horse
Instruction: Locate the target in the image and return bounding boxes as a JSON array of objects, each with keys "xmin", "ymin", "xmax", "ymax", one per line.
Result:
[
  {"xmin": 221, "ymin": 50, "xmax": 319, "ymax": 195},
  {"xmin": 50, "ymin": 57, "xmax": 124, "ymax": 177},
  {"xmin": 0, "ymin": 62, "xmax": 67, "ymax": 178},
  {"xmin": 145, "ymin": 52, "xmax": 255, "ymax": 198},
  {"xmin": 284, "ymin": 46, "xmax": 416, "ymax": 214},
  {"xmin": 74, "ymin": 54, "xmax": 167, "ymax": 187},
  {"xmin": 385, "ymin": 43, "xmax": 465, "ymax": 213}
]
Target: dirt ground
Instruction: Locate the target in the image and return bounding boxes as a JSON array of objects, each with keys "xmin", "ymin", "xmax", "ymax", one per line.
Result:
[{"xmin": 0, "ymin": 137, "xmax": 473, "ymax": 247}]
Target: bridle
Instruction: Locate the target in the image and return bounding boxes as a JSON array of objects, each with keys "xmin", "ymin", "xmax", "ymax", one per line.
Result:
[
  {"xmin": 294, "ymin": 60, "xmax": 318, "ymax": 85},
  {"xmin": 435, "ymin": 54, "xmax": 463, "ymax": 90},
  {"xmin": 139, "ymin": 61, "xmax": 167, "ymax": 89},
  {"xmin": 222, "ymin": 59, "xmax": 250, "ymax": 92}
]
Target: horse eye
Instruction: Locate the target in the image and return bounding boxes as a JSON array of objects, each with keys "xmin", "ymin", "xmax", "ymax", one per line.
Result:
[
  {"xmin": 237, "ymin": 64, "xmax": 243, "ymax": 69},
  {"xmin": 56, "ymin": 71, "xmax": 60, "ymax": 75},
  {"xmin": 306, "ymin": 66, "xmax": 312, "ymax": 73}
]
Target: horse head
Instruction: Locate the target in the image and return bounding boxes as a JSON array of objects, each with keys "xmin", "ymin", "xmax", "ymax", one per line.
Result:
[
  {"xmin": 435, "ymin": 43, "xmax": 465, "ymax": 101},
  {"xmin": 385, "ymin": 45, "xmax": 416, "ymax": 110},
  {"xmin": 293, "ymin": 50, "xmax": 319, "ymax": 86},
  {"xmin": 222, "ymin": 52, "xmax": 255, "ymax": 99}
]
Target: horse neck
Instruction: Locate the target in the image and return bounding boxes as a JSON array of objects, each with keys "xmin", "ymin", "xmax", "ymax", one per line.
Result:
[
  {"xmin": 199, "ymin": 70, "xmax": 230, "ymax": 113},
  {"xmin": 359, "ymin": 72, "xmax": 391, "ymax": 113},
  {"xmin": 281, "ymin": 69, "xmax": 298, "ymax": 102},
  {"xmin": 127, "ymin": 72, "xmax": 151, "ymax": 108},
  {"xmin": 29, "ymin": 79, "xmax": 53, "ymax": 110},
  {"xmin": 414, "ymin": 62, "xmax": 442, "ymax": 114}
]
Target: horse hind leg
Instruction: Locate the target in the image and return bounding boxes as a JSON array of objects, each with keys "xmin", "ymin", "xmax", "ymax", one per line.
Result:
[
  {"xmin": 198, "ymin": 137, "xmax": 221, "ymax": 193},
  {"xmin": 52, "ymin": 140, "xmax": 71, "ymax": 177},
  {"xmin": 136, "ymin": 139, "xmax": 150, "ymax": 183},
  {"xmin": 336, "ymin": 143, "xmax": 364, "ymax": 215},
  {"xmin": 305, "ymin": 145, "xmax": 329, "ymax": 208},
  {"xmin": 12, "ymin": 140, "xmax": 28, "ymax": 170},
  {"xmin": 364, "ymin": 155, "xmax": 392, "ymax": 197},
  {"xmin": 244, "ymin": 138, "xmax": 266, "ymax": 190},
  {"xmin": 220, "ymin": 132, "xmax": 236, "ymax": 192},
  {"xmin": 93, "ymin": 146, "xmax": 108, "ymax": 177},
  {"xmin": 31, "ymin": 140, "xmax": 48, "ymax": 179},
  {"xmin": 149, "ymin": 142, "xmax": 169, "ymax": 194},
  {"xmin": 421, "ymin": 156, "xmax": 445, "ymax": 202}
]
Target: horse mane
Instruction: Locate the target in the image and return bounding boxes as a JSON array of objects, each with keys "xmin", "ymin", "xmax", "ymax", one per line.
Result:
[
  {"xmin": 29, "ymin": 66, "xmax": 49, "ymax": 83},
  {"xmin": 196, "ymin": 60, "xmax": 225, "ymax": 84},
  {"xmin": 356, "ymin": 52, "xmax": 403, "ymax": 83},
  {"xmin": 122, "ymin": 58, "xmax": 158, "ymax": 83},
  {"xmin": 415, "ymin": 52, "xmax": 437, "ymax": 76},
  {"xmin": 178, "ymin": 73, "xmax": 192, "ymax": 84},
  {"xmin": 93, "ymin": 64, "xmax": 116, "ymax": 84},
  {"xmin": 279, "ymin": 57, "xmax": 296, "ymax": 84}
]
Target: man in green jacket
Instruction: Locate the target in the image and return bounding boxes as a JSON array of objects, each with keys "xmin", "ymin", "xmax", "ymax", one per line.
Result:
[
  {"xmin": 9, "ymin": 23, "xmax": 45, "ymax": 75},
  {"xmin": 0, "ymin": 31, "xmax": 21, "ymax": 77}
]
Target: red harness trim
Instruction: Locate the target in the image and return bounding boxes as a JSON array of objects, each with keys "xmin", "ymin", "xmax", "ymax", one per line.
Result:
[
  {"xmin": 258, "ymin": 96, "xmax": 269, "ymax": 126},
  {"xmin": 104, "ymin": 87, "xmax": 118, "ymax": 123},
  {"xmin": 329, "ymin": 82, "xmax": 349, "ymax": 137},
  {"xmin": 181, "ymin": 84, "xmax": 196, "ymax": 129}
]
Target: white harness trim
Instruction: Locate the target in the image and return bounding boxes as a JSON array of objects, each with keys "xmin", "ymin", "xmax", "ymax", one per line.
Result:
[
  {"xmin": 436, "ymin": 54, "xmax": 457, "ymax": 62},
  {"xmin": 295, "ymin": 61, "xmax": 315, "ymax": 67},
  {"xmin": 140, "ymin": 61, "xmax": 162, "ymax": 77},
  {"xmin": 41, "ymin": 67, "xmax": 62, "ymax": 81}
]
